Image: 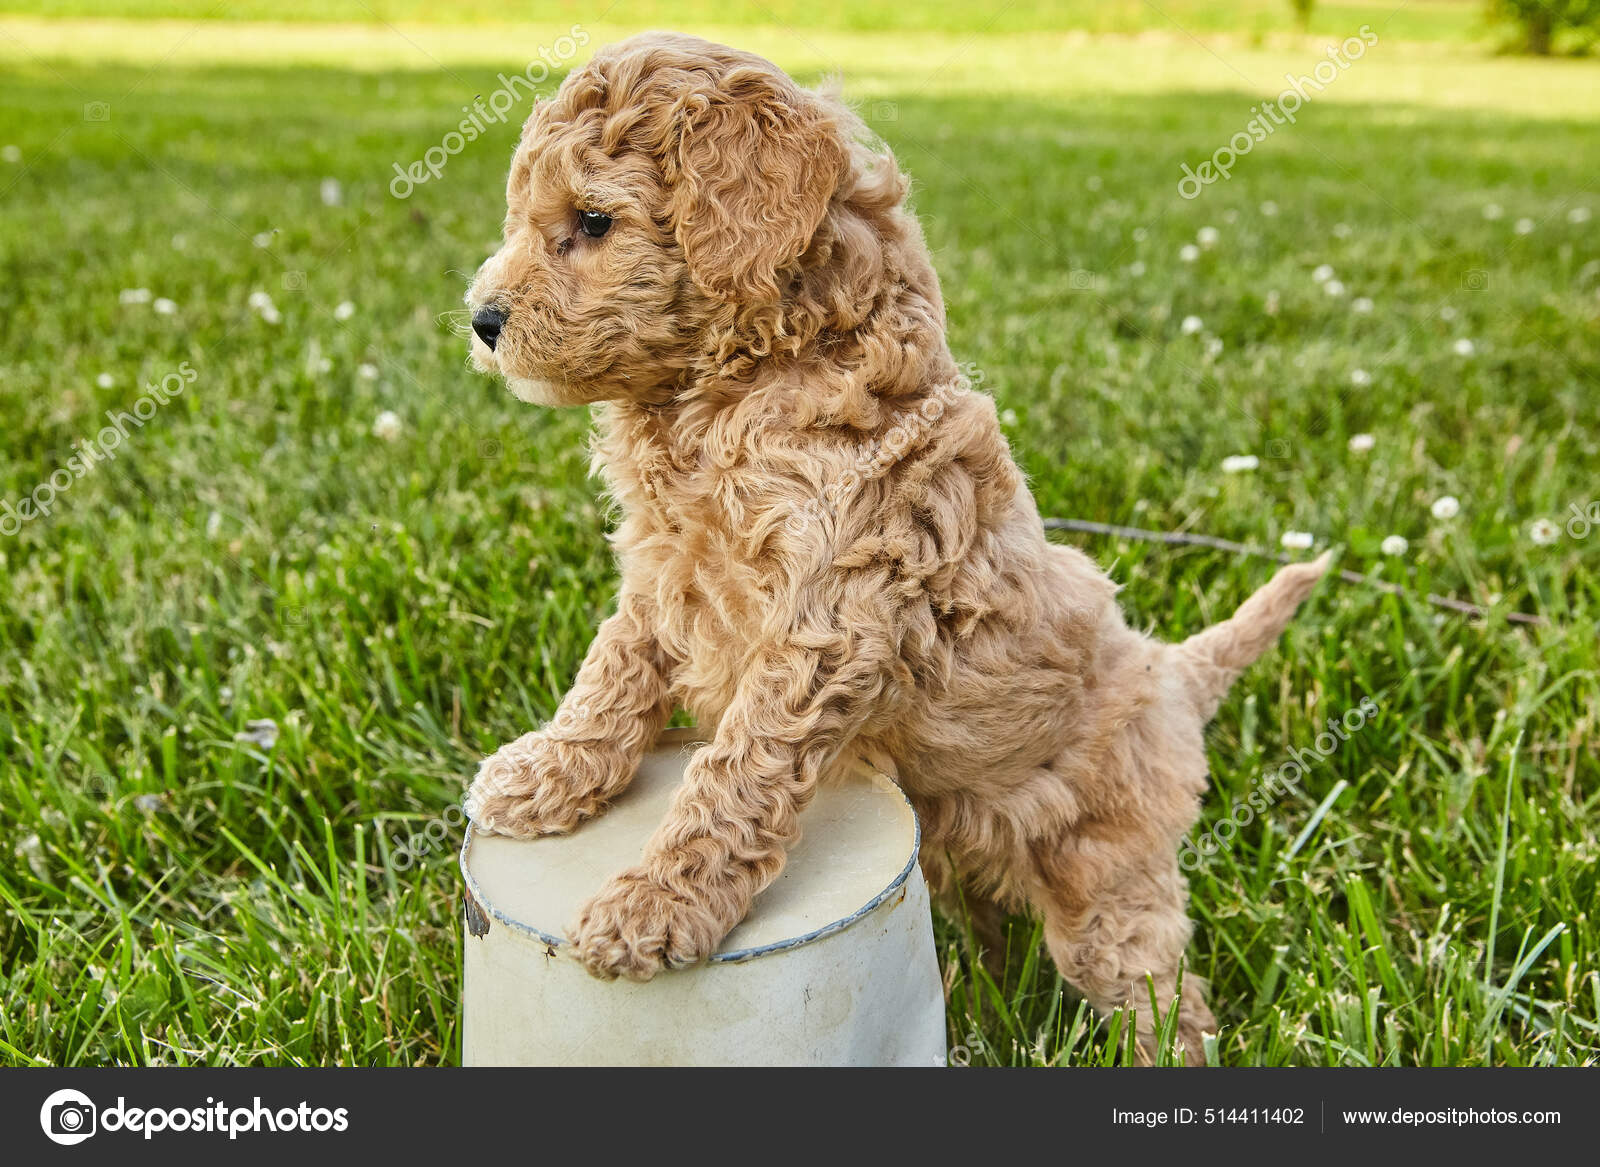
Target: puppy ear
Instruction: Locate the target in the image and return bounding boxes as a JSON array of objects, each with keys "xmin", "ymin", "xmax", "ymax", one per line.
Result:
[{"xmin": 668, "ymin": 71, "xmax": 848, "ymax": 303}]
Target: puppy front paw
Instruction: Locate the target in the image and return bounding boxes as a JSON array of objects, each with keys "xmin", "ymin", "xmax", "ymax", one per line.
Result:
[
  {"xmin": 464, "ymin": 731, "xmax": 617, "ymax": 838},
  {"xmin": 570, "ymin": 869, "xmax": 724, "ymax": 981}
]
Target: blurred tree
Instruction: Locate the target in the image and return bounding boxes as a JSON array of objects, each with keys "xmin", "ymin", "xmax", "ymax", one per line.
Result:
[{"xmin": 1491, "ymin": 0, "xmax": 1600, "ymax": 53}]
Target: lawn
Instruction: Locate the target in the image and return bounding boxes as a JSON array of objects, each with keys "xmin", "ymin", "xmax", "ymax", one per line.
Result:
[
  {"xmin": 0, "ymin": 9, "xmax": 1596, "ymax": 1066},
  {"xmin": 0, "ymin": 1, "xmax": 1499, "ymax": 42}
]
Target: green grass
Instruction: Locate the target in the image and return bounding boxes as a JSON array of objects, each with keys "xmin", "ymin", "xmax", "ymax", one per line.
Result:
[
  {"xmin": 0, "ymin": 1, "xmax": 1495, "ymax": 43},
  {"xmin": 0, "ymin": 15, "xmax": 1596, "ymax": 1067}
]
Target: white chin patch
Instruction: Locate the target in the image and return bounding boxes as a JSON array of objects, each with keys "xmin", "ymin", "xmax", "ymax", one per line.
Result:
[{"xmin": 506, "ymin": 376, "xmax": 567, "ymax": 404}]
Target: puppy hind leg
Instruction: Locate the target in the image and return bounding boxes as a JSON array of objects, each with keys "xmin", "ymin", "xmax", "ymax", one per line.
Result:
[{"xmin": 1029, "ymin": 848, "xmax": 1215, "ymax": 1066}]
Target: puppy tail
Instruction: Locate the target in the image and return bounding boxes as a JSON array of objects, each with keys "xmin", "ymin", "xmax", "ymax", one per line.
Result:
[{"xmin": 1175, "ymin": 552, "xmax": 1331, "ymax": 722}]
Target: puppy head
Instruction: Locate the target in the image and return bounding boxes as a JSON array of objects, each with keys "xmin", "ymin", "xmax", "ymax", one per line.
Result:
[{"xmin": 466, "ymin": 33, "xmax": 851, "ymax": 406}]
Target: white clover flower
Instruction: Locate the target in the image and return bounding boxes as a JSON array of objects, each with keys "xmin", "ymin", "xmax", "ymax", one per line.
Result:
[
  {"xmin": 1350, "ymin": 369, "xmax": 1372, "ymax": 387},
  {"xmin": 1348, "ymin": 433, "xmax": 1375, "ymax": 453},
  {"xmin": 1352, "ymin": 296, "xmax": 1374, "ymax": 314},
  {"xmin": 1431, "ymin": 495, "xmax": 1461, "ymax": 520},
  {"xmin": 96, "ymin": 372, "xmax": 114, "ymax": 389},
  {"xmin": 18, "ymin": 834, "xmax": 45, "ymax": 878},
  {"xmin": 152, "ymin": 298, "xmax": 177, "ymax": 315},
  {"xmin": 1324, "ymin": 279, "xmax": 1346, "ymax": 297},
  {"xmin": 320, "ymin": 177, "xmax": 343, "ymax": 206},
  {"xmin": 1312, "ymin": 263, "xmax": 1335, "ymax": 283},
  {"xmin": 235, "ymin": 719, "xmax": 279, "ymax": 749},
  {"xmin": 1260, "ymin": 200, "xmax": 1279, "ymax": 217},
  {"xmin": 358, "ymin": 362, "xmax": 379, "ymax": 380},
  {"xmin": 1179, "ymin": 244, "xmax": 1200, "ymax": 262},
  {"xmin": 1180, "ymin": 314, "xmax": 1204, "ymax": 335},
  {"xmin": 334, "ymin": 300, "xmax": 356, "ymax": 321},
  {"xmin": 1197, "ymin": 226, "xmax": 1220, "ymax": 248},
  {"xmin": 1482, "ymin": 203, "xmax": 1503, "ymax": 221},
  {"xmin": 999, "ymin": 408, "xmax": 1018, "ymax": 426},
  {"xmin": 1280, "ymin": 530, "xmax": 1314, "ymax": 551},
  {"xmin": 0, "ymin": 144, "xmax": 20, "ymax": 163},
  {"xmin": 1569, "ymin": 206, "xmax": 1591, "ymax": 225},
  {"xmin": 1221, "ymin": 454, "xmax": 1260, "ymax": 473},
  {"xmin": 1204, "ymin": 336, "xmax": 1224, "ymax": 358},
  {"xmin": 248, "ymin": 290, "xmax": 273, "ymax": 310},
  {"xmin": 1529, "ymin": 518, "xmax": 1560, "ymax": 546},
  {"xmin": 260, "ymin": 305, "xmax": 282, "ymax": 324},
  {"xmin": 1380, "ymin": 534, "xmax": 1409, "ymax": 556},
  {"xmin": 372, "ymin": 410, "xmax": 403, "ymax": 441},
  {"xmin": 1439, "ymin": 305, "xmax": 1457, "ymax": 321},
  {"xmin": 1514, "ymin": 218, "xmax": 1534, "ymax": 235},
  {"xmin": 1453, "ymin": 338, "xmax": 1476, "ymax": 357},
  {"xmin": 1128, "ymin": 261, "xmax": 1146, "ymax": 277},
  {"xmin": 119, "ymin": 288, "xmax": 152, "ymax": 305},
  {"xmin": 252, "ymin": 231, "xmax": 275, "ymax": 248}
]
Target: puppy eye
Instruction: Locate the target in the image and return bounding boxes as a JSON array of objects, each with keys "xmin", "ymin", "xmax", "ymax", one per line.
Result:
[{"xmin": 577, "ymin": 210, "xmax": 612, "ymax": 238}]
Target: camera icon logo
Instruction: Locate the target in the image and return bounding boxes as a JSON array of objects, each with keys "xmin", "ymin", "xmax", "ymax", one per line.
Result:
[
  {"xmin": 82, "ymin": 101, "xmax": 110, "ymax": 123},
  {"xmin": 39, "ymin": 1089, "xmax": 97, "ymax": 1146}
]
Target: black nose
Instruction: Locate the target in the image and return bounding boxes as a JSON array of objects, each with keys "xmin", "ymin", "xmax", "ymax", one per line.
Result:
[{"xmin": 471, "ymin": 306, "xmax": 507, "ymax": 350}]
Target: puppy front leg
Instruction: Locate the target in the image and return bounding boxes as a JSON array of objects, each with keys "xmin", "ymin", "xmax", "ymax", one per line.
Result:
[
  {"xmin": 466, "ymin": 593, "xmax": 672, "ymax": 837},
  {"xmin": 570, "ymin": 641, "xmax": 883, "ymax": 980}
]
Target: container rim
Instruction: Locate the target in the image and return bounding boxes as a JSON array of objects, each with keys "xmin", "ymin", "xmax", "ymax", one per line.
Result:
[{"xmin": 458, "ymin": 737, "xmax": 921, "ymax": 965}]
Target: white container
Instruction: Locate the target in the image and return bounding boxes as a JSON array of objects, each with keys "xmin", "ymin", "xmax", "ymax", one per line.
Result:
[{"xmin": 461, "ymin": 728, "xmax": 945, "ymax": 1067}]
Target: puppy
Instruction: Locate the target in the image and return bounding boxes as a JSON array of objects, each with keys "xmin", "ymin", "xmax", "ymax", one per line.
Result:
[{"xmin": 463, "ymin": 31, "xmax": 1326, "ymax": 1063}]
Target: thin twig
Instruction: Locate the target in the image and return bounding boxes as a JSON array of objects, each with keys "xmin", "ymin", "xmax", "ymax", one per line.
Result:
[{"xmin": 1042, "ymin": 517, "xmax": 1546, "ymax": 627}]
